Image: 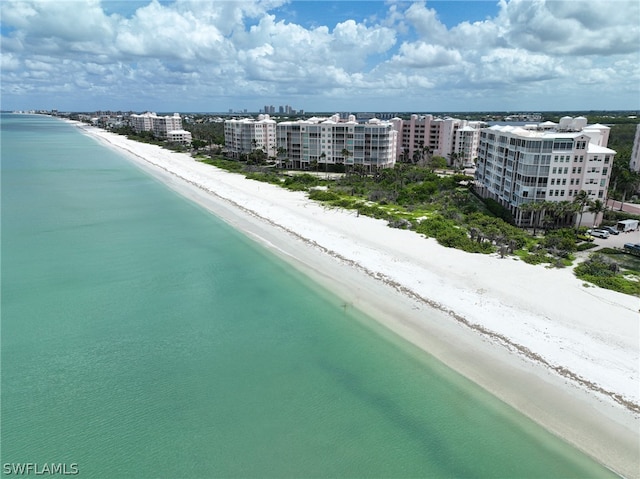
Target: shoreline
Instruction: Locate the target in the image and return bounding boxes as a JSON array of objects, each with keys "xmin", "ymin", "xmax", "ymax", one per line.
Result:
[{"xmin": 70, "ymin": 121, "xmax": 639, "ymax": 477}]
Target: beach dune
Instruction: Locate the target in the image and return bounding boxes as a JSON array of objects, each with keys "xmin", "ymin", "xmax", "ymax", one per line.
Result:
[{"xmin": 74, "ymin": 122, "xmax": 639, "ymax": 478}]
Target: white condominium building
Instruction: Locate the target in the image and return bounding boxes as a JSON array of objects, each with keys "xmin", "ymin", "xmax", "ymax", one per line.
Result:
[
  {"xmin": 391, "ymin": 114, "xmax": 485, "ymax": 165},
  {"xmin": 224, "ymin": 114, "xmax": 277, "ymax": 158},
  {"xmin": 130, "ymin": 112, "xmax": 183, "ymax": 139},
  {"xmin": 474, "ymin": 116, "xmax": 615, "ymax": 227},
  {"xmin": 276, "ymin": 114, "xmax": 397, "ymax": 171},
  {"xmin": 167, "ymin": 130, "xmax": 193, "ymax": 145}
]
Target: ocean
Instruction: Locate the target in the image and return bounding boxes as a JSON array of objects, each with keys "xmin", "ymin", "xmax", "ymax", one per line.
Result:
[{"xmin": 1, "ymin": 113, "xmax": 615, "ymax": 478}]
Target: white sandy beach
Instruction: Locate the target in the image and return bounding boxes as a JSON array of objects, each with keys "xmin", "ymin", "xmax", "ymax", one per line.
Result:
[{"xmin": 72, "ymin": 121, "xmax": 639, "ymax": 478}]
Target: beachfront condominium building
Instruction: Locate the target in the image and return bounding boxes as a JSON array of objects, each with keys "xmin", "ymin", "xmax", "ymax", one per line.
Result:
[
  {"xmin": 224, "ymin": 114, "xmax": 277, "ymax": 159},
  {"xmin": 166, "ymin": 129, "xmax": 193, "ymax": 145},
  {"xmin": 474, "ymin": 116, "xmax": 616, "ymax": 227},
  {"xmin": 130, "ymin": 112, "xmax": 183, "ymax": 139},
  {"xmin": 391, "ymin": 115, "xmax": 485, "ymax": 166},
  {"xmin": 276, "ymin": 114, "xmax": 397, "ymax": 171}
]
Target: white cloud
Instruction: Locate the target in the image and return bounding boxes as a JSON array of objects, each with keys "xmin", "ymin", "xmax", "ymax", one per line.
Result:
[
  {"xmin": 498, "ymin": 0, "xmax": 640, "ymax": 55},
  {"xmin": 0, "ymin": 0, "xmax": 637, "ymax": 111},
  {"xmin": 391, "ymin": 42, "xmax": 462, "ymax": 68}
]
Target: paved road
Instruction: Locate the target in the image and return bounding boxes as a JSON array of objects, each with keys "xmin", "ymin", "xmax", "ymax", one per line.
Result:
[{"xmin": 606, "ymin": 199, "xmax": 640, "ymax": 215}]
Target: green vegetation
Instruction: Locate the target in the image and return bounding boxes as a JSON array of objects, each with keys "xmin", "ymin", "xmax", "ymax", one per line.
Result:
[{"xmin": 574, "ymin": 253, "xmax": 640, "ymax": 296}]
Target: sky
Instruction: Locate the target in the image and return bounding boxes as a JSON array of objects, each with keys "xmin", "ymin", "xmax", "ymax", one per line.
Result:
[{"xmin": 1, "ymin": 0, "xmax": 639, "ymax": 113}]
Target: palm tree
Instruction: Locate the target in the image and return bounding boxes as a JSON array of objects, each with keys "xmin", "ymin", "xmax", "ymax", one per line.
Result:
[
  {"xmin": 320, "ymin": 152, "xmax": 327, "ymax": 178},
  {"xmin": 572, "ymin": 190, "xmax": 591, "ymax": 230},
  {"xmin": 341, "ymin": 148, "xmax": 351, "ymax": 175},
  {"xmin": 448, "ymin": 152, "xmax": 462, "ymax": 170},
  {"xmin": 519, "ymin": 201, "xmax": 542, "ymax": 235},
  {"xmin": 276, "ymin": 147, "xmax": 287, "ymax": 169},
  {"xmin": 588, "ymin": 199, "xmax": 606, "ymax": 227},
  {"xmin": 401, "ymin": 148, "xmax": 410, "ymax": 164}
]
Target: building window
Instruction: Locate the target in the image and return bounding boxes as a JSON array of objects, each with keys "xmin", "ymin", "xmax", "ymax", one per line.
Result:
[
  {"xmin": 598, "ymin": 190, "xmax": 604, "ymax": 198},
  {"xmin": 551, "ymin": 179, "xmax": 555, "ymax": 185},
  {"xmin": 552, "ymin": 167, "xmax": 557, "ymax": 174},
  {"xmin": 562, "ymin": 179, "xmax": 566, "ymax": 185}
]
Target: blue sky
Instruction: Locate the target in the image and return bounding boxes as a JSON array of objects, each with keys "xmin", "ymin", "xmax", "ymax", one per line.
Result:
[{"xmin": 1, "ymin": 0, "xmax": 639, "ymax": 113}]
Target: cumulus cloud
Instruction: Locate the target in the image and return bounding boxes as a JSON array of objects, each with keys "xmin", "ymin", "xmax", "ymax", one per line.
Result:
[
  {"xmin": 498, "ymin": 0, "xmax": 640, "ymax": 55},
  {"xmin": 391, "ymin": 42, "xmax": 462, "ymax": 68},
  {"xmin": 0, "ymin": 0, "xmax": 637, "ymax": 111}
]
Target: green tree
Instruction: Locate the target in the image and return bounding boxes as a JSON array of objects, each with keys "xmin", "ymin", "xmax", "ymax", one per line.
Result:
[
  {"xmin": 341, "ymin": 148, "xmax": 352, "ymax": 175},
  {"xmin": 587, "ymin": 199, "xmax": 606, "ymax": 226},
  {"xmin": 572, "ymin": 190, "xmax": 591, "ymax": 229}
]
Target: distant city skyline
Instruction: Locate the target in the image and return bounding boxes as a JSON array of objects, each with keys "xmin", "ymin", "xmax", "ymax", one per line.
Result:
[{"xmin": 2, "ymin": 1, "xmax": 638, "ymax": 113}]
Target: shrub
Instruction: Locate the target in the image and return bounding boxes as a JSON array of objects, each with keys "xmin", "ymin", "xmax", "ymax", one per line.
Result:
[
  {"xmin": 574, "ymin": 254, "xmax": 618, "ymax": 277},
  {"xmin": 576, "ymin": 242, "xmax": 598, "ymax": 251},
  {"xmin": 522, "ymin": 251, "xmax": 552, "ymax": 265},
  {"xmin": 330, "ymin": 198, "xmax": 357, "ymax": 209},
  {"xmin": 578, "ymin": 275, "xmax": 640, "ymax": 295},
  {"xmin": 308, "ymin": 189, "xmax": 340, "ymax": 202}
]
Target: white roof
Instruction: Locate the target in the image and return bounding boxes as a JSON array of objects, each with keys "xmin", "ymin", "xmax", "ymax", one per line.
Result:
[{"xmin": 586, "ymin": 143, "xmax": 615, "ymax": 154}]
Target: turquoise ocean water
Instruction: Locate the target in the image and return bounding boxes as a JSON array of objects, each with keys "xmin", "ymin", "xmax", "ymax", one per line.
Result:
[{"xmin": 1, "ymin": 114, "xmax": 615, "ymax": 478}]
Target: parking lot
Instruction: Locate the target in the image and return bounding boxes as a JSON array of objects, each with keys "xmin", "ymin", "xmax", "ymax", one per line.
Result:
[{"xmin": 589, "ymin": 228, "xmax": 640, "ymax": 250}]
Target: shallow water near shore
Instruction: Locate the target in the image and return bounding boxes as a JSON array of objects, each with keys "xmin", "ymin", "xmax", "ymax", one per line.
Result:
[{"xmin": 1, "ymin": 113, "xmax": 617, "ymax": 478}]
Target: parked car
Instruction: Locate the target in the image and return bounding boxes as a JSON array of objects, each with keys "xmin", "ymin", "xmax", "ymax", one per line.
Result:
[
  {"xmin": 623, "ymin": 243, "xmax": 640, "ymax": 256},
  {"xmin": 577, "ymin": 233, "xmax": 594, "ymax": 242},
  {"xmin": 587, "ymin": 229, "xmax": 610, "ymax": 238},
  {"xmin": 601, "ymin": 226, "xmax": 620, "ymax": 235}
]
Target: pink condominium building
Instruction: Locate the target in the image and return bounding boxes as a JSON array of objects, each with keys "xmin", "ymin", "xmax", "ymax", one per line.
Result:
[
  {"xmin": 224, "ymin": 114, "xmax": 277, "ymax": 159},
  {"xmin": 474, "ymin": 116, "xmax": 615, "ymax": 227},
  {"xmin": 391, "ymin": 114, "xmax": 486, "ymax": 166}
]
